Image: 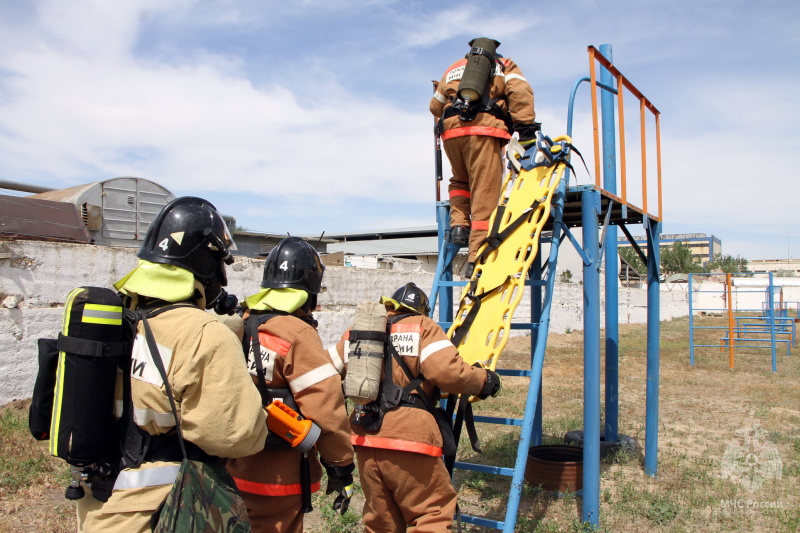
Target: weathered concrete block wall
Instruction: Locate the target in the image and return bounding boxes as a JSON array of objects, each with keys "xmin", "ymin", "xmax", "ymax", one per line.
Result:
[{"xmin": 0, "ymin": 240, "xmax": 689, "ymax": 405}]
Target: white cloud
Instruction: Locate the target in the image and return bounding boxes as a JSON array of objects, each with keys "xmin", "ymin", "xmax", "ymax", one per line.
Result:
[
  {"xmin": 0, "ymin": 0, "xmax": 433, "ymax": 204},
  {"xmin": 0, "ymin": 0, "xmax": 798, "ymax": 258}
]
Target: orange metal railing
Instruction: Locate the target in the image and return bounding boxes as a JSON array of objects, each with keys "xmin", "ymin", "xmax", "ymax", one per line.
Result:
[{"xmin": 588, "ymin": 46, "xmax": 663, "ymax": 222}]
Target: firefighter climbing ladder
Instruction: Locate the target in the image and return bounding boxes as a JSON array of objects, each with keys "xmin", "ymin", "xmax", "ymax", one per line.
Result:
[{"xmin": 429, "ymin": 44, "xmax": 663, "ymax": 530}]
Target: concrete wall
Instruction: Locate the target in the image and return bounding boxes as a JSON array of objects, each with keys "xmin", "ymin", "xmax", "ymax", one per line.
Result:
[{"xmin": 0, "ymin": 240, "xmax": 689, "ymax": 405}]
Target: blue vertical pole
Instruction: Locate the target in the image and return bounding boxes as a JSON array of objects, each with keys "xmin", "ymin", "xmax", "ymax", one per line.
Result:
[
  {"xmin": 689, "ymin": 273, "xmax": 695, "ymax": 366},
  {"xmin": 768, "ymin": 272, "xmax": 777, "ymax": 372},
  {"xmin": 434, "ymin": 201, "xmax": 454, "ymax": 322},
  {"xmin": 531, "ymin": 244, "xmax": 543, "ymax": 446},
  {"xmin": 599, "ymin": 43, "xmax": 619, "ymax": 444},
  {"xmin": 644, "ymin": 218, "xmax": 661, "ymax": 476},
  {"xmin": 582, "ymin": 189, "xmax": 601, "ymax": 525}
]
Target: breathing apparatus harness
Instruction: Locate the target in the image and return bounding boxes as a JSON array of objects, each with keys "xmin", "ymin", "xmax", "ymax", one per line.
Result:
[
  {"xmin": 352, "ymin": 313, "xmax": 457, "ymax": 457},
  {"xmin": 437, "ymin": 44, "xmax": 514, "ymax": 135},
  {"xmin": 243, "ymin": 311, "xmax": 319, "ymax": 513},
  {"xmin": 49, "ymin": 300, "xmax": 216, "ymax": 502}
]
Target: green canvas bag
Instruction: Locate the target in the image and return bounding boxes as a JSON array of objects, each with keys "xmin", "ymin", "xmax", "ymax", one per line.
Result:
[{"xmin": 152, "ymin": 459, "xmax": 250, "ymax": 533}]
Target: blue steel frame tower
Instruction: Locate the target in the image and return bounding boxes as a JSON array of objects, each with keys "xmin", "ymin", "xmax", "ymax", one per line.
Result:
[{"xmin": 429, "ymin": 44, "xmax": 663, "ymax": 530}]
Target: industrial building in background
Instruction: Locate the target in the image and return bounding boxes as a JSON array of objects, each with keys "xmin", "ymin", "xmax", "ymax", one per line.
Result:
[
  {"xmin": 6, "ymin": 178, "xmax": 792, "ymax": 277},
  {"xmin": 0, "ymin": 177, "xmax": 330, "ymax": 258},
  {"xmin": 1, "ymin": 177, "xmax": 174, "ymax": 246},
  {"xmin": 617, "ymin": 233, "xmax": 722, "ymax": 266}
]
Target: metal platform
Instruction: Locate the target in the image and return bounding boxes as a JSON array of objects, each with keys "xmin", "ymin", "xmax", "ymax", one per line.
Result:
[{"xmin": 545, "ymin": 185, "xmax": 648, "ymax": 231}]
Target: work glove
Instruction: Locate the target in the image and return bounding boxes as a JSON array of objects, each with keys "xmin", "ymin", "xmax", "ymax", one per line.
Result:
[
  {"xmin": 321, "ymin": 461, "xmax": 355, "ymax": 515},
  {"xmin": 478, "ymin": 369, "xmax": 502, "ymax": 399},
  {"xmin": 514, "ymin": 121, "xmax": 542, "ymax": 151}
]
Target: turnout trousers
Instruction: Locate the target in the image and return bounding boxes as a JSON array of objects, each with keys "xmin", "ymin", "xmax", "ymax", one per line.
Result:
[
  {"xmin": 444, "ymin": 134, "xmax": 505, "ymax": 262},
  {"xmin": 356, "ymin": 446, "xmax": 457, "ymax": 533},
  {"xmin": 240, "ymin": 493, "xmax": 304, "ymax": 533}
]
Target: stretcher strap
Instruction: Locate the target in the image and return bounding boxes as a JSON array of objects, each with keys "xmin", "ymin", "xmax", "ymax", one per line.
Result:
[
  {"xmin": 474, "ymin": 198, "xmax": 544, "ymax": 267},
  {"xmin": 444, "ymin": 393, "xmax": 481, "ymax": 478},
  {"xmin": 449, "ymin": 278, "xmax": 510, "ymax": 348}
]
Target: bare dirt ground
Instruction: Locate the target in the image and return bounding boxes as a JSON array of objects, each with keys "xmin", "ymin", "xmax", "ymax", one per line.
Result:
[{"xmin": 2, "ymin": 315, "xmax": 799, "ymax": 532}]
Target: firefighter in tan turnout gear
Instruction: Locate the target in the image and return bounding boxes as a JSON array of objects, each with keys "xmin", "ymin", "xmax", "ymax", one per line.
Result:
[
  {"xmin": 77, "ymin": 197, "xmax": 268, "ymax": 532},
  {"xmin": 330, "ymin": 283, "xmax": 502, "ymax": 532},
  {"xmin": 226, "ymin": 236, "xmax": 355, "ymax": 533},
  {"xmin": 430, "ymin": 37, "xmax": 538, "ymax": 277}
]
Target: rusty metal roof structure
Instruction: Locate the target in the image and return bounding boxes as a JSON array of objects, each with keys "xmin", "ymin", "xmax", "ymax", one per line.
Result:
[{"xmin": 0, "ymin": 195, "xmax": 91, "ymax": 243}]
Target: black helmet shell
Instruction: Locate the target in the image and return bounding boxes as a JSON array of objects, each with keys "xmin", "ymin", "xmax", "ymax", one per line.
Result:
[
  {"xmin": 385, "ymin": 282, "xmax": 430, "ymax": 316},
  {"xmin": 261, "ymin": 236, "xmax": 325, "ymax": 294},
  {"xmin": 137, "ymin": 196, "xmax": 236, "ymax": 281}
]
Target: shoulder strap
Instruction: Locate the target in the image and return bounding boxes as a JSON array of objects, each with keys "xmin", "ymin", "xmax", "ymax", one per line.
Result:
[
  {"xmin": 245, "ymin": 312, "xmax": 281, "ymax": 405},
  {"xmin": 139, "ymin": 310, "xmax": 188, "ymax": 461},
  {"xmin": 385, "ymin": 339, "xmax": 433, "ymax": 410},
  {"xmin": 120, "ymin": 306, "xmax": 208, "ymax": 469},
  {"xmin": 120, "ymin": 310, "xmax": 150, "ymax": 470},
  {"xmin": 381, "ymin": 314, "xmax": 437, "ymax": 412}
]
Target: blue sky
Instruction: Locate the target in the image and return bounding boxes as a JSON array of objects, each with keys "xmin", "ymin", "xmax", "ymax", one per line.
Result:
[{"xmin": 1, "ymin": 0, "xmax": 798, "ymax": 259}]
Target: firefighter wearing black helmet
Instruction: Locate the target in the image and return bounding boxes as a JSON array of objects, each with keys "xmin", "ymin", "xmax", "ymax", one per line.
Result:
[
  {"xmin": 227, "ymin": 236, "xmax": 355, "ymax": 533},
  {"xmin": 78, "ymin": 197, "xmax": 268, "ymax": 532},
  {"xmin": 329, "ymin": 282, "xmax": 501, "ymax": 531},
  {"xmin": 430, "ymin": 38, "xmax": 539, "ymax": 277}
]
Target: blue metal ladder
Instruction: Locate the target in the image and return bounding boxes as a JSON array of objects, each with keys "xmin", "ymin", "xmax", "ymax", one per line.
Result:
[{"xmin": 430, "ymin": 173, "xmax": 571, "ymax": 531}]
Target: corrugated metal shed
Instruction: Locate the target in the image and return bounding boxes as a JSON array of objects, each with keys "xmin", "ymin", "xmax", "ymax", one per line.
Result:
[
  {"xmin": 31, "ymin": 177, "xmax": 174, "ymax": 245},
  {"xmin": 0, "ymin": 195, "xmax": 91, "ymax": 243}
]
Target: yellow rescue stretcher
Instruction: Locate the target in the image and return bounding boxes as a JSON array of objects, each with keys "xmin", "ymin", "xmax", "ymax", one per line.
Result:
[{"xmin": 447, "ymin": 133, "xmax": 573, "ymax": 371}]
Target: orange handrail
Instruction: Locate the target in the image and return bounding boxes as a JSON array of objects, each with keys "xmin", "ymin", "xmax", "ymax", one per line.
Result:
[{"xmin": 587, "ymin": 46, "xmax": 662, "ymax": 222}]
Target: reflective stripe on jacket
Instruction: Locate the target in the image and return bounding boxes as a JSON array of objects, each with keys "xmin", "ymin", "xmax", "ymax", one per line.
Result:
[{"xmin": 113, "ymin": 464, "xmax": 181, "ymax": 490}]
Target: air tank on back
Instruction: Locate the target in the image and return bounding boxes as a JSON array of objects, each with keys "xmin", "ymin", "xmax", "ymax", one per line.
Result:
[{"xmin": 457, "ymin": 38, "xmax": 501, "ymax": 105}]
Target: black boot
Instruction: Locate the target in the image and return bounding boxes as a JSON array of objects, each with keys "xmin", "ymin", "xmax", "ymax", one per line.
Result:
[
  {"xmin": 450, "ymin": 225, "xmax": 470, "ymax": 246},
  {"xmin": 464, "ymin": 262, "xmax": 475, "ymax": 278}
]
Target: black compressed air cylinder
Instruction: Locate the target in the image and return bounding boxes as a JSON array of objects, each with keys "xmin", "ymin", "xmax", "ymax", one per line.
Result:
[{"xmin": 457, "ymin": 38, "xmax": 499, "ymax": 103}]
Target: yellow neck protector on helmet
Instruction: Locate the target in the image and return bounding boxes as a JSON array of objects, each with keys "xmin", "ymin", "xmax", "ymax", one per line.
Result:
[
  {"xmin": 379, "ymin": 296, "xmax": 420, "ymax": 315},
  {"xmin": 114, "ymin": 260, "xmax": 196, "ymax": 302},
  {"xmin": 244, "ymin": 288, "xmax": 308, "ymax": 313}
]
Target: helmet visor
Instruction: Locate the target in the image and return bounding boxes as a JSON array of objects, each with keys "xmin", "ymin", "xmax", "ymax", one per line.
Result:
[{"xmin": 216, "ymin": 219, "xmax": 237, "ymax": 251}]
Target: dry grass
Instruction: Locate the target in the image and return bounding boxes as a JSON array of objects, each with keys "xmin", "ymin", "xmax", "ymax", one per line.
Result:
[
  {"xmin": 0, "ymin": 401, "xmax": 73, "ymax": 533},
  {"xmin": 2, "ymin": 315, "xmax": 799, "ymax": 532},
  {"xmin": 455, "ymin": 315, "xmax": 800, "ymax": 532}
]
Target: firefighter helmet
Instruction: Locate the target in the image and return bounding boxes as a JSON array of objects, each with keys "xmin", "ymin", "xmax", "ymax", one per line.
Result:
[
  {"xmin": 260, "ymin": 237, "xmax": 325, "ymax": 294},
  {"xmin": 381, "ymin": 282, "xmax": 430, "ymax": 316},
  {"xmin": 137, "ymin": 196, "xmax": 236, "ymax": 281}
]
